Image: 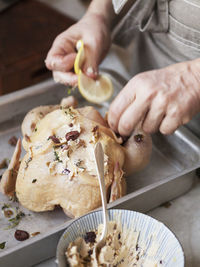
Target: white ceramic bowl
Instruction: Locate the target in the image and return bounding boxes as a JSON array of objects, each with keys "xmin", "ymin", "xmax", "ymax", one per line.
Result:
[{"xmin": 57, "ymin": 209, "xmax": 184, "ymax": 267}]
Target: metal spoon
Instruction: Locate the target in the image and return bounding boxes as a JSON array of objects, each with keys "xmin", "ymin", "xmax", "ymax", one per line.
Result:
[{"xmin": 93, "ymin": 142, "xmax": 109, "ymax": 261}]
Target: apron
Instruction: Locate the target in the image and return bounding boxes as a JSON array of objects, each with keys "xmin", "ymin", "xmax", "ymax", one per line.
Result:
[
  {"xmin": 111, "ymin": 0, "xmax": 200, "ymax": 136},
  {"xmin": 112, "ymin": 0, "xmax": 200, "ymax": 69}
]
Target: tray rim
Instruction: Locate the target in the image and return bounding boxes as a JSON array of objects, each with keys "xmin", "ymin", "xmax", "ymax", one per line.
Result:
[{"xmin": 0, "ymin": 142, "xmax": 198, "ymax": 259}]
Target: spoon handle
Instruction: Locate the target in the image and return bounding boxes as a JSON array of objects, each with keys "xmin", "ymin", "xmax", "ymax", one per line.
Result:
[{"xmin": 94, "ymin": 142, "xmax": 109, "ymax": 239}]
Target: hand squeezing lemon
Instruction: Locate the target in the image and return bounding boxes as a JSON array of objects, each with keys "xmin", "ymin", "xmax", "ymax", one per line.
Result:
[{"xmin": 74, "ymin": 40, "xmax": 113, "ymax": 104}]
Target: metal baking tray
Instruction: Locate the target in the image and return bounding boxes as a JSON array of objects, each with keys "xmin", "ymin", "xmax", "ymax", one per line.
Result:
[
  {"xmin": 0, "ymin": 78, "xmax": 200, "ymax": 267},
  {"xmin": 185, "ymin": 113, "xmax": 200, "ymax": 139}
]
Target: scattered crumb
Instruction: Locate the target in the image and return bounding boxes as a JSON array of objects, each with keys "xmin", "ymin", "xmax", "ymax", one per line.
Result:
[
  {"xmin": 196, "ymin": 168, "xmax": 200, "ymax": 178},
  {"xmin": 8, "ymin": 136, "xmax": 18, "ymax": 146},
  {"xmin": 14, "ymin": 230, "xmax": 29, "ymax": 241},
  {"xmin": 160, "ymin": 201, "xmax": 172, "ymax": 208},
  {"xmin": 0, "ymin": 242, "xmax": 6, "ymax": 249},
  {"xmin": 3, "ymin": 209, "xmax": 14, "ymax": 218},
  {"xmin": 0, "ymin": 159, "xmax": 8, "ymax": 169},
  {"xmin": 31, "ymin": 232, "xmax": 40, "ymax": 237},
  {"xmin": 25, "ymin": 134, "xmax": 31, "ymax": 142}
]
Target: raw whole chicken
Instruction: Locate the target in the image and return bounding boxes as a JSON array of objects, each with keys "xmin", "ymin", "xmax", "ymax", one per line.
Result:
[{"xmin": 0, "ymin": 96, "xmax": 152, "ymax": 218}]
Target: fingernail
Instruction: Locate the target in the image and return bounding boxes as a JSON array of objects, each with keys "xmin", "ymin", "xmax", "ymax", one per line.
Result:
[
  {"xmin": 51, "ymin": 61, "xmax": 56, "ymax": 68},
  {"xmin": 86, "ymin": 67, "xmax": 94, "ymax": 75},
  {"xmin": 108, "ymin": 119, "xmax": 115, "ymax": 130},
  {"xmin": 53, "ymin": 76, "xmax": 60, "ymax": 83},
  {"xmin": 53, "ymin": 71, "xmax": 61, "ymax": 83},
  {"xmin": 76, "ymin": 40, "xmax": 82, "ymax": 51},
  {"xmin": 51, "ymin": 57, "xmax": 62, "ymax": 68}
]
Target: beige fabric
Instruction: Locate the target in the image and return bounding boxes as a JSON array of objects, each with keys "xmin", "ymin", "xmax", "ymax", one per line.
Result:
[
  {"xmin": 112, "ymin": 0, "xmax": 128, "ymax": 14},
  {"xmin": 111, "ymin": 0, "xmax": 200, "ymax": 137},
  {"xmin": 112, "ymin": 0, "xmax": 200, "ymax": 72}
]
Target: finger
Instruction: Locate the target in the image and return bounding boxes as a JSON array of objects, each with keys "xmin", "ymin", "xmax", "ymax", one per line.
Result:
[
  {"xmin": 142, "ymin": 100, "xmax": 167, "ymax": 134},
  {"xmin": 181, "ymin": 115, "xmax": 191, "ymax": 125},
  {"xmin": 53, "ymin": 71, "xmax": 78, "ymax": 87},
  {"xmin": 159, "ymin": 115, "xmax": 180, "ymax": 135},
  {"xmin": 118, "ymin": 100, "xmax": 149, "ymax": 136},
  {"xmin": 82, "ymin": 44, "xmax": 99, "ymax": 79},
  {"xmin": 108, "ymin": 81, "xmax": 136, "ymax": 132},
  {"xmin": 45, "ymin": 53, "xmax": 76, "ymax": 72},
  {"xmin": 81, "ymin": 34, "xmax": 110, "ymax": 79}
]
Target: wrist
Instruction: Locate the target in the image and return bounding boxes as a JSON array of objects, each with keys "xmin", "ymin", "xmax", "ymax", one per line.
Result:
[
  {"xmin": 86, "ymin": 0, "xmax": 116, "ymax": 30},
  {"xmin": 189, "ymin": 58, "xmax": 200, "ymax": 103}
]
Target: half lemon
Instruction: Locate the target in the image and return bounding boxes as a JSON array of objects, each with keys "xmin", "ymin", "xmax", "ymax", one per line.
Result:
[
  {"xmin": 74, "ymin": 40, "xmax": 113, "ymax": 104},
  {"xmin": 78, "ymin": 70, "xmax": 113, "ymax": 104},
  {"xmin": 74, "ymin": 40, "xmax": 84, "ymax": 75}
]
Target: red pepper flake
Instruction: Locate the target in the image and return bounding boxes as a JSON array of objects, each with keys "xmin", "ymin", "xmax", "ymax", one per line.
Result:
[
  {"xmin": 25, "ymin": 157, "xmax": 32, "ymax": 170},
  {"xmin": 8, "ymin": 136, "xmax": 18, "ymax": 146},
  {"xmin": 61, "ymin": 144, "xmax": 69, "ymax": 150},
  {"xmin": 88, "ymin": 249, "xmax": 93, "ymax": 256},
  {"xmin": 48, "ymin": 135, "xmax": 60, "ymax": 144},
  {"xmin": 4, "ymin": 209, "xmax": 13, "ymax": 218},
  {"xmin": 160, "ymin": 201, "xmax": 172, "ymax": 208},
  {"xmin": 31, "ymin": 123, "xmax": 36, "ymax": 131},
  {"xmin": 91, "ymin": 125, "xmax": 100, "ymax": 141},
  {"xmin": 69, "ymin": 123, "xmax": 73, "ymax": 127},
  {"xmin": 134, "ymin": 134, "xmax": 143, "ymax": 143},
  {"xmin": 25, "ymin": 134, "xmax": 31, "ymax": 142},
  {"xmin": 31, "ymin": 232, "xmax": 40, "ymax": 237},
  {"xmin": 92, "ymin": 125, "xmax": 99, "ymax": 133},
  {"xmin": 62, "ymin": 168, "xmax": 70, "ymax": 175},
  {"xmin": 65, "ymin": 131, "xmax": 80, "ymax": 141},
  {"xmin": 39, "ymin": 112, "xmax": 44, "ymax": 118},
  {"xmin": 14, "ymin": 230, "xmax": 29, "ymax": 241},
  {"xmin": 76, "ymin": 139, "xmax": 86, "ymax": 148}
]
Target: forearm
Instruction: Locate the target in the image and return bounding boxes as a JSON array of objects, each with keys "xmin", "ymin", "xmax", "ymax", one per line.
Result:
[
  {"xmin": 181, "ymin": 58, "xmax": 200, "ymax": 110},
  {"xmin": 86, "ymin": 0, "xmax": 137, "ymax": 30},
  {"xmin": 189, "ymin": 58, "xmax": 200, "ymax": 99}
]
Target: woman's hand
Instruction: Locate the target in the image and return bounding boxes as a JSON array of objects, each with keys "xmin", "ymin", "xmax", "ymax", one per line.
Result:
[
  {"xmin": 108, "ymin": 60, "xmax": 200, "ymax": 135},
  {"xmin": 45, "ymin": 12, "xmax": 112, "ymax": 86}
]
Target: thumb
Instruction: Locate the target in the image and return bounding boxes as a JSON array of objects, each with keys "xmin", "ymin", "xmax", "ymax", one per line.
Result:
[{"xmin": 81, "ymin": 43, "xmax": 101, "ymax": 79}]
